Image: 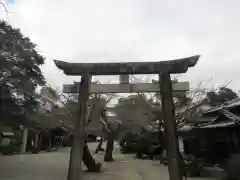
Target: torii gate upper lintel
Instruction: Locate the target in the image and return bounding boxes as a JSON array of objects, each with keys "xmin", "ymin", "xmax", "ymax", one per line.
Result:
[
  {"xmin": 53, "ymin": 55, "xmax": 200, "ymax": 180},
  {"xmin": 54, "ymin": 55, "xmax": 199, "ymax": 76}
]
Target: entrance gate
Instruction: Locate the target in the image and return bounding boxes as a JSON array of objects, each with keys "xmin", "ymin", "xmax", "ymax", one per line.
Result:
[{"xmin": 54, "ymin": 55, "xmax": 200, "ymax": 180}]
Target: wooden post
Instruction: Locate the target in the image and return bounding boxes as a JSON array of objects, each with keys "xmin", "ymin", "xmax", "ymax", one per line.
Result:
[
  {"xmin": 67, "ymin": 74, "xmax": 92, "ymax": 180},
  {"xmin": 120, "ymin": 75, "xmax": 129, "ymax": 84},
  {"xmin": 159, "ymin": 73, "xmax": 181, "ymax": 180},
  {"xmin": 34, "ymin": 133, "xmax": 39, "ymax": 149},
  {"xmin": 21, "ymin": 127, "xmax": 28, "ymax": 153}
]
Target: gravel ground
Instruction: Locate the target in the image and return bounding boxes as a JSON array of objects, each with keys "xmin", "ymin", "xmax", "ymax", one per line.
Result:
[{"xmin": 0, "ymin": 142, "xmax": 217, "ymax": 180}]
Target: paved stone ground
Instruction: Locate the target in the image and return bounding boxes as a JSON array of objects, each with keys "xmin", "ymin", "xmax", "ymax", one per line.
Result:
[{"xmin": 0, "ymin": 143, "xmax": 216, "ymax": 180}]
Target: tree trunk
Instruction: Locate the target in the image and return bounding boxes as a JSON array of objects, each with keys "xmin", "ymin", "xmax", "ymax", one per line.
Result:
[
  {"xmin": 95, "ymin": 137, "xmax": 104, "ymax": 153},
  {"xmin": 104, "ymin": 134, "xmax": 114, "ymax": 162},
  {"xmin": 83, "ymin": 143, "xmax": 101, "ymax": 172}
]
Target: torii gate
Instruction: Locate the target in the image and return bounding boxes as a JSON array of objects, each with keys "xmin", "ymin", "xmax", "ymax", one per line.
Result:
[{"xmin": 54, "ymin": 55, "xmax": 200, "ymax": 180}]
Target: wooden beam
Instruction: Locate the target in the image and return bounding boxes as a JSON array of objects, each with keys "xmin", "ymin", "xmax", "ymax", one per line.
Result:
[
  {"xmin": 63, "ymin": 82, "xmax": 189, "ymax": 93},
  {"xmin": 160, "ymin": 73, "xmax": 181, "ymax": 180},
  {"xmin": 54, "ymin": 55, "xmax": 200, "ymax": 75},
  {"xmin": 67, "ymin": 74, "xmax": 92, "ymax": 180}
]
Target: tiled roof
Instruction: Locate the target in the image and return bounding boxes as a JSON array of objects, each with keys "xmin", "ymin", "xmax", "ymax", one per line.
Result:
[
  {"xmin": 197, "ymin": 121, "xmax": 235, "ymax": 128},
  {"xmin": 203, "ymin": 98, "xmax": 240, "ymax": 114}
]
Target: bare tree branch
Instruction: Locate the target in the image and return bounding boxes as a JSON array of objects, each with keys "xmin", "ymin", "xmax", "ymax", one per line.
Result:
[{"xmin": 0, "ymin": 1, "xmax": 8, "ymax": 14}]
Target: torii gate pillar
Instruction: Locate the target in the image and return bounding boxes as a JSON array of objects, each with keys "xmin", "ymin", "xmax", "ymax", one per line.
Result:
[{"xmin": 160, "ymin": 73, "xmax": 182, "ymax": 180}]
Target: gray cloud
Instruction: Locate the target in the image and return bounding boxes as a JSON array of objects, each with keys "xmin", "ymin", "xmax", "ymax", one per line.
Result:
[{"xmin": 1, "ymin": 0, "xmax": 240, "ymax": 91}]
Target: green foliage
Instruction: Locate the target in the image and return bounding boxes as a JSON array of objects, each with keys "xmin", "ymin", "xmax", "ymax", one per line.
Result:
[
  {"xmin": 0, "ymin": 20, "xmax": 45, "ymax": 123},
  {"xmin": 119, "ymin": 132, "xmax": 139, "ymax": 146},
  {"xmin": 119, "ymin": 132, "xmax": 139, "ymax": 153},
  {"xmin": 206, "ymin": 87, "xmax": 238, "ymax": 106}
]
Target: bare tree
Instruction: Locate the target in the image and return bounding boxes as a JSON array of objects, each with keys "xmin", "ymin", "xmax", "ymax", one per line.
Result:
[
  {"xmin": 36, "ymin": 85, "xmax": 104, "ymax": 172},
  {"xmin": 99, "ymin": 108, "xmax": 122, "ymax": 161},
  {"xmin": 49, "ymin": 85, "xmax": 121, "ymax": 163}
]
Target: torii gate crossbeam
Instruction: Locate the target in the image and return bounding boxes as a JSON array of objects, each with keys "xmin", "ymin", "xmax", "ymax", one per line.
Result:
[{"xmin": 63, "ymin": 82, "xmax": 189, "ymax": 93}]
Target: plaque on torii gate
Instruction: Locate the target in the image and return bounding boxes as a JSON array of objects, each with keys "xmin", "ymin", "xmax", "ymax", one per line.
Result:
[
  {"xmin": 54, "ymin": 55, "xmax": 200, "ymax": 180},
  {"xmin": 62, "ymin": 81, "xmax": 189, "ymax": 94}
]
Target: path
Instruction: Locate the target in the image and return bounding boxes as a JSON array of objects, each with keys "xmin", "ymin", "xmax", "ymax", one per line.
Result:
[{"xmin": 0, "ymin": 142, "xmax": 216, "ymax": 180}]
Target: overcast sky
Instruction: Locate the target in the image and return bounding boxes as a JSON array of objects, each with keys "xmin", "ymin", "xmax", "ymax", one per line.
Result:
[{"xmin": 1, "ymin": 0, "xmax": 240, "ymax": 92}]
